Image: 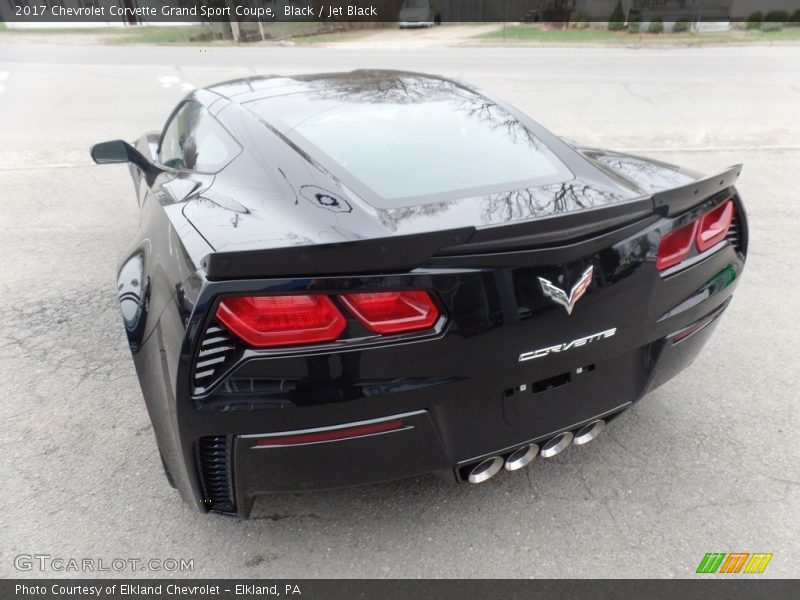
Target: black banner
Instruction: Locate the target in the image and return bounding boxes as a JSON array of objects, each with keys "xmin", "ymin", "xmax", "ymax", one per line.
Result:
[
  {"xmin": 3, "ymin": 580, "xmax": 800, "ymax": 600},
  {"xmin": 1, "ymin": 0, "xmax": 799, "ymax": 24}
]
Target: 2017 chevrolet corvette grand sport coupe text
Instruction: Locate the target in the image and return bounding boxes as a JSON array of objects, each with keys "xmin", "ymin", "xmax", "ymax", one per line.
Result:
[{"xmin": 92, "ymin": 70, "xmax": 748, "ymax": 518}]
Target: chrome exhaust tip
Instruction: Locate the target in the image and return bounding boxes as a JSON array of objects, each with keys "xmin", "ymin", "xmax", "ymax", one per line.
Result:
[
  {"xmin": 467, "ymin": 456, "xmax": 504, "ymax": 484},
  {"xmin": 573, "ymin": 419, "xmax": 606, "ymax": 446},
  {"xmin": 540, "ymin": 431, "xmax": 573, "ymax": 458},
  {"xmin": 504, "ymin": 444, "xmax": 538, "ymax": 471}
]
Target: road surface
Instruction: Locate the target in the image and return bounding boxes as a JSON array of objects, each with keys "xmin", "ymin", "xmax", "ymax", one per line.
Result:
[{"xmin": 0, "ymin": 38, "xmax": 798, "ymax": 578}]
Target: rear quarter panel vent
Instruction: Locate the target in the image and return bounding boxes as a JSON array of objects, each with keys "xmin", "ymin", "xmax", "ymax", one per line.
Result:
[
  {"xmin": 726, "ymin": 209, "xmax": 743, "ymax": 254},
  {"xmin": 193, "ymin": 321, "xmax": 237, "ymax": 394},
  {"xmin": 196, "ymin": 435, "xmax": 235, "ymax": 514}
]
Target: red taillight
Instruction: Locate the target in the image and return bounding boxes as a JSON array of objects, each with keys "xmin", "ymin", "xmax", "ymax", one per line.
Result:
[
  {"xmin": 696, "ymin": 199, "xmax": 734, "ymax": 252},
  {"xmin": 656, "ymin": 221, "xmax": 697, "ymax": 271},
  {"xmin": 339, "ymin": 291, "xmax": 440, "ymax": 334},
  {"xmin": 657, "ymin": 199, "xmax": 737, "ymax": 272},
  {"xmin": 215, "ymin": 295, "xmax": 346, "ymax": 348}
]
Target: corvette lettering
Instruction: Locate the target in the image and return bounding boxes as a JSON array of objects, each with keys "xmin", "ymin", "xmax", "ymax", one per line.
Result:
[{"xmin": 518, "ymin": 328, "xmax": 617, "ymax": 362}]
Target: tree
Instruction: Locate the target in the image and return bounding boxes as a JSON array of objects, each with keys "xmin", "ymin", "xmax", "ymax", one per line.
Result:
[
  {"xmin": 648, "ymin": 18, "xmax": 664, "ymax": 33},
  {"xmin": 745, "ymin": 12, "xmax": 763, "ymax": 30},
  {"xmin": 608, "ymin": 0, "xmax": 625, "ymax": 31},
  {"xmin": 674, "ymin": 19, "xmax": 690, "ymax": 32},
  {"xmin": 764, "ymin": 10, "xmax": 790, "ymax": 22}
]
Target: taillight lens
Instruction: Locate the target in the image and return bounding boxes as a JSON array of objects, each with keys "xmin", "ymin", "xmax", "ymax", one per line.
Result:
[
  {"xmin": 696, "ymin": 199, "xmax": 734, "ymax": 252},
  {"xmin": 656, "ymin": 221, "xmax": 697, "ymax": 271},
  {"xmin": 657, "ymin": 199, "xmax": 737, "ymax": 272},
  {"xmin": 339, "ymin": 291, "xmax": 440, "ymax": 334},
  {"xmin": 216, "ymin": 295, "xmax": 346, "ymax": 348}
]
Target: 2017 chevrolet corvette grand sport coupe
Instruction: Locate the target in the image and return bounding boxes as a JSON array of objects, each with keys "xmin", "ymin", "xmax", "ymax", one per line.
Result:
[{"xmin": 92, "ymin": 70, "xmax": 747, "ymax": 518}]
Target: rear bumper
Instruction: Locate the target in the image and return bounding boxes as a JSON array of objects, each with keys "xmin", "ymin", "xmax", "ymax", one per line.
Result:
[
  {"xmin": 195, "ymin": 294, "xmax": 730, "ymax": 518},
  {"xmin": 158, "ymin": 192, "xmax": 747, "ymax": 518}
]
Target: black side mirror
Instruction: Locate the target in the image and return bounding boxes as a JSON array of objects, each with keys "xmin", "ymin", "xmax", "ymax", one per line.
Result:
[{"xmin": 91, "ymin": 139, "xmax": 153, "ymax": 175}]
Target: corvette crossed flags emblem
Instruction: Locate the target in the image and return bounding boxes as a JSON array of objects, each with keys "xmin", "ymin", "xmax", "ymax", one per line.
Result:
[{"xmin": 538, "ymin": 266, "xmax": 594, "ymax": 315}]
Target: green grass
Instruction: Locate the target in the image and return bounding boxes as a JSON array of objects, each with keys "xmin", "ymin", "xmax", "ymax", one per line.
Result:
[
  {"xmin": 739, "ymin": 27, "xmax": 800, "ymax": 41},
  {"xmin": 292, "ymin": 29, "xmax": 375, "ymax": 45},
  {"xmin": 481, "ymin": 25, "xmax": 624, "ymax": 42},
  {"xmin": 109, "ymin": 22, "xmax": 376, "ymax": 45},
  {"xmin": 0, "ymin": 26, "xmax": 115, "ymax": 35},
  {"xmin": 254, "ymin": 22, "xmax": 380, "ymax": 44},
  {"xmin": 103, "ymin": 25, "xmax": 213, "ymax": 45},
  {"xmin": 0, "ymin": 22, "xmax": 368, "ymax": 44},
  {"xmin": 0, "ymin": 24, "xmax": 212, "ymax": 44},
  {"xmin": 255, "ymin": 22, "xmax": 333, "ymax": 39},
  {"xmin": 478, "ymin": 23, "xmax": 800, "ymax": 44}
]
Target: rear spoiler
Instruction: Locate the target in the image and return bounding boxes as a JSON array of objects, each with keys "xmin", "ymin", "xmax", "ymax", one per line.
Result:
[
  {"xmin": 202, "ymin": 165, "xmax": 742, "ymax": 280},
  {"xmin": 653, "ymin": 164, "xmax": 741, "ymax": 216},
  {"xmin": 202, "ymin": 228, "xmax": 474, "ymax": 280}
]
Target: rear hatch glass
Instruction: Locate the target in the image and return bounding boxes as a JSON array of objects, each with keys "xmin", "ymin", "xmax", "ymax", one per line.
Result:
[{"xmin": 244, "ymin": 75, "xmax": 572, "ymax": 208}]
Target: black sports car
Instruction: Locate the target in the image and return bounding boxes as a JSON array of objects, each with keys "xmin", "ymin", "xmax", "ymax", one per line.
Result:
[{"xmin": 92, "ymin": 70, "xmax": 747, "ymax": 518}]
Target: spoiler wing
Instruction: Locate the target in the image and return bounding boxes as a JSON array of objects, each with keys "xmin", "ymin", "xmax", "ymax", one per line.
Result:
[{"xmin": 202, "ymin": 166, "xmax": 742, "ymax": 280}]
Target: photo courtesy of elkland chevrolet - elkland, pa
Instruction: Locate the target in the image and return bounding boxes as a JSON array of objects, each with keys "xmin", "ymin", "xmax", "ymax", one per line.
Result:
[{"xmin": 92, "ymin": 70, "xmax": 747, "ymax": 518}]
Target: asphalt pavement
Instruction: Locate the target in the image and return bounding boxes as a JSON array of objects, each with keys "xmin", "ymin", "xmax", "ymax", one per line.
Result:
[{"xmin": 0, "ymin": 37, "xmax": 798, "ymax": 578}]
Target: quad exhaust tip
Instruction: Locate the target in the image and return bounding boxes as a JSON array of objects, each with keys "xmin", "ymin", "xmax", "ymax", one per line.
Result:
[
  {"xmin": 540, "ymin": 431, "xmax": 573, "ymax": 458},
  {"xmin": 467, "ymin": 456, "xmax": 504, "ymax": 484},
  {"xmin": 504, "ymin": 444, "xmax": 539, "ymax": 471},
  {"xmin": 573, "ymin": 419, "xmax": 606, "ymax": 446},
  {"xmin": 467, "ymin": 419, "xmax": 608, "ymax": 480}
]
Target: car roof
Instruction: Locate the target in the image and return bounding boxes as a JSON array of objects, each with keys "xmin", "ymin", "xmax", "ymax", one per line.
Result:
[{"xmin": 202, "ymin": 69, "xmax": 479, "ymax": 107}]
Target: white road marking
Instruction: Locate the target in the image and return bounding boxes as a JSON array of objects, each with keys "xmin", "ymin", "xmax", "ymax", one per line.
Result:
[
  {"xmin": 0, "ymin": 71, "xmax": 8, "ymax": 95},
  {"xmin": 157, "ymin": 75, "xmax": 180, "ymax": 88},
  {"xmin": 158, "ymin": 75, "xmax": 195, "ymax": 92}
]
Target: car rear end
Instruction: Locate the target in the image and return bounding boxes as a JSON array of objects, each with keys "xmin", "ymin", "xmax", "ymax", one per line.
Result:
[{"xmin": 172, "ymin": 168, "xmax": 747, "ymax": 518}]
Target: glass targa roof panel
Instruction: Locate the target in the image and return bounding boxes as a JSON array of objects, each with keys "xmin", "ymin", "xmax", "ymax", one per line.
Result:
[{"xmin": 243, "ymin": 73, "xmax": 572, "ymax": 206}]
